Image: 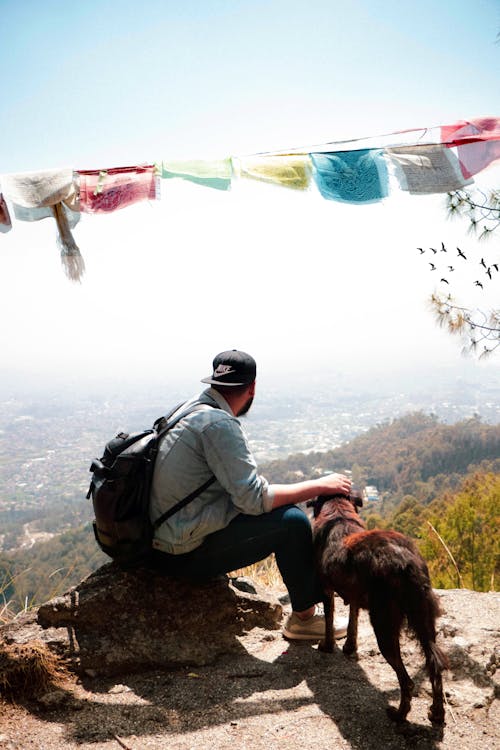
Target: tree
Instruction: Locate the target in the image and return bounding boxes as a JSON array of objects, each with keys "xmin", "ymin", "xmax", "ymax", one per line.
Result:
[
  {"xmin": 447, "ymin": 187, "xmax": 500, "ymax": 239},
  {"xmin": 429, "ymin": 188, "xmax": 500, "ymax": 357},
  {"xmin": 419, "ymin": 472, "xmax": 500, "ymax": 591},
  {"xmin": 389, "ymin": 495, "xmax": 426, "ymax": 537}
]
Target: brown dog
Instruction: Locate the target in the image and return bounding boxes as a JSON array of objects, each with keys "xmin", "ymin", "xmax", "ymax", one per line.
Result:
[{"xmin": 309, "ymin": 493, "xmax": 448, "ymax": 725}]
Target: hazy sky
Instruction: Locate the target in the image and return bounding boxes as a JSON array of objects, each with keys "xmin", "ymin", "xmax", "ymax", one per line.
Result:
[{"xmin": 1, "ymin": 0, "xmax": 499, "ymax": 391}]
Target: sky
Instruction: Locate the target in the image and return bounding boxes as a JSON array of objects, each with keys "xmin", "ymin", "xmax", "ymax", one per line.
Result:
[{"xmin": 1, "ymin": 0, "xmax": 499, "ymax": 395}]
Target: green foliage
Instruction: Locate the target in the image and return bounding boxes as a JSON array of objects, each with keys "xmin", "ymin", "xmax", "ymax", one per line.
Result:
[
  {"xmin": 3, "ymin": 524, "xmax": 107, "ymax": 614},
  {"xmin": 389, "ymin": 496, "xmax": 426, "ymax": 538},
  {"xmin": 364, "ymin": 512, "xmax": 386, "ymax": 530},
  {"xmin": 419, "ymin": 473, "xmax": 500, "ymax": 591},
  {"xmin": 260, "ymin": 413, "xmax": 500, "ymax": 593}
]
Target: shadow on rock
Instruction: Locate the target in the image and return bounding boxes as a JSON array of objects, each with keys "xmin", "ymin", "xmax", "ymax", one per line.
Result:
[
  {"xmin": 275, "ymin": 642, "xmax": 445, "ymax": 750},
  {"xmin": 59, "ymin": 643, "xmax": 310, "ymax": 744}
]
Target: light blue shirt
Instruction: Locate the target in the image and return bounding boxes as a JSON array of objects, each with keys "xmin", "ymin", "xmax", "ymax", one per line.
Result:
[{"xmin": 150, "ymin": 388, "xmax": 273, "ymax": 554}]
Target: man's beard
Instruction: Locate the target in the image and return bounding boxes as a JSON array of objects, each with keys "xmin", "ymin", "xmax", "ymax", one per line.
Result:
[{"xmin": 237, "ymin": 396, "xmax": 254, "ymax": 417}]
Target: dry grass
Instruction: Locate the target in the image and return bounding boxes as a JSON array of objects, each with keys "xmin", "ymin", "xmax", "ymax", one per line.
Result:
[
  {"xmin": 230, "ymin": 553, "xmax": 282, "ymax": 588},
  {"xmin": 0, "ymin": 641, "xmax": 66, "ymax": 702}
]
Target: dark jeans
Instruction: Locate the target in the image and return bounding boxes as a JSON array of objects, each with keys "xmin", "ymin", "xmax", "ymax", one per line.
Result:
[{"xmin": 152, "ymin": 504, "xmax": 323, "ymax": 612}]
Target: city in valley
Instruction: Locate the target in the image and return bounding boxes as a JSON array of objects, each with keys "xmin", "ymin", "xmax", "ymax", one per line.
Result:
[{"xmin": 0, "ymin": 366, "xmax": 499, "ymax": 553}]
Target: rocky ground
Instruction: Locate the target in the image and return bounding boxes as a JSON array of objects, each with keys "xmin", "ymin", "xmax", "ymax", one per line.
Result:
[{"xmin": 0, "ymin": 588, "xmax": 498, "ymax": 750}]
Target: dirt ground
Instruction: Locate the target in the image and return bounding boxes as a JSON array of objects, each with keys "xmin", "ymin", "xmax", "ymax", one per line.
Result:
[{"xmin": 0, "ymin": 590, "xmax": 498, "ymax": 750}]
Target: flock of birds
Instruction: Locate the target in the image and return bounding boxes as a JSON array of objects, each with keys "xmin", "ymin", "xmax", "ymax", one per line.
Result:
[{"xmin": 417, "ymin": 242, "xmax": 499, "ymax": 289}]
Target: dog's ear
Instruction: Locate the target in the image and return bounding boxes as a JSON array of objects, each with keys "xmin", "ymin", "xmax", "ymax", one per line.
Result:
[
  {"xmin": 351, "ymin": 492, "xmax": 363, "ymax": 509},
  {"xmin": 307, "ymin": 496, "xmax": 325, "ymax": 518}
]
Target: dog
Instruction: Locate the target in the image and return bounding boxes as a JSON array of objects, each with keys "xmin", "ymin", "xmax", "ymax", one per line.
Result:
[{"xmin": 308, "ymin": 493, "xmax": 448, "ymax": 725}]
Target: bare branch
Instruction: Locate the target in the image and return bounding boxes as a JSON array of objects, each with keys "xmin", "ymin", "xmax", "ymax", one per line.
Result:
[{"xmin": 430, "ymin": 294, "xmax": 500, "ymax": 358}]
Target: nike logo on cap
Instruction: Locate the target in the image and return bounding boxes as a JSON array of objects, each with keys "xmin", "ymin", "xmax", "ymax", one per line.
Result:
[{"xmin": 214, "ymin": 364, "xmax": 236, "ymax": 376}]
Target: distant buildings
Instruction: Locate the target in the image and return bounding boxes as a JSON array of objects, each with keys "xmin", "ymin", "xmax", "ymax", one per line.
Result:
[{"xmin": 363, "ymin": 485, "xmax": 380, "ymax": 502}]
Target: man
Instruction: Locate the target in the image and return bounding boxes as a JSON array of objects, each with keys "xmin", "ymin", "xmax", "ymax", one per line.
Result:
[{"xmin": 150, "ymin": 349, "xmax": 351, "ymax": 640}]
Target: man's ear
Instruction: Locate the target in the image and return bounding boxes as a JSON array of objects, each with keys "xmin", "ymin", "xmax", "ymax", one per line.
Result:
[{"xmin": 248, "ymin": 381, "xmax": 256, "ymax": 397}]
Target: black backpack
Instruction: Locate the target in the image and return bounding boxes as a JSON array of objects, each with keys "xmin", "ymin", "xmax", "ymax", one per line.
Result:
[{"xmin": 86, "ymin": 402, "xmax": 218, "ymax": 568}]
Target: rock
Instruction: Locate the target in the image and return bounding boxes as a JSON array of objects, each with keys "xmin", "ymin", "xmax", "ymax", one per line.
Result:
[
  {"xmin": 37, "ymin": 689, "xmax": 70, "ymax": 709},
  {"xmin": 35, "ymin": 563, "xmax": 282, "ymax": 676}
]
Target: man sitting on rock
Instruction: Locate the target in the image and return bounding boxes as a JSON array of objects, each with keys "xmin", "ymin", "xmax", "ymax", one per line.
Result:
[{"xmin": 150, "ymin": 349, "xmax": 350, "ymax": 641}]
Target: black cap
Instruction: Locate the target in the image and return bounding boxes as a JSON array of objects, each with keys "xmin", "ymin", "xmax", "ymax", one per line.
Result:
[{"xmin": 201, "ymin": 349, "xmax": 256, "ymax": 387}]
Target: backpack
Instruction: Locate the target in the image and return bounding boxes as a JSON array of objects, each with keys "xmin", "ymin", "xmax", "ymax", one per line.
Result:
[{"xmin": 86, "ymin": 401, "xmax": 218, "ymax": 569}]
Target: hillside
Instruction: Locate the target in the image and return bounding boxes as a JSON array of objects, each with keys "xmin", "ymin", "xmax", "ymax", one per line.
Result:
[
  {"xmin": 1, "ymin": 413, "xmax": 499, "ymax": 613},
  {"xmin": 261, "ymin": 412, "xmax": 500, "ymax": 507}
]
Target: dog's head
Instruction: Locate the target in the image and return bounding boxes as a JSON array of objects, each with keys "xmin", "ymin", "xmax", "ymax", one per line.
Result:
[{"xmin": 306, "ymin": 491, "xmax": 363, "ymax": 519}]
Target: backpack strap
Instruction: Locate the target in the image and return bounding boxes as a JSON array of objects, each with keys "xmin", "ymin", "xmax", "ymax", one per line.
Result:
[
  {"xmin": 152, "ymin": 474, "xmax": 217, "ymax": 531},
  {"xmin": 151, "ymin": 399, "xmax": 220, "ymax": 532},
  {"xmin": 154, "ymin": 399, "xmax": 215, "ymax": 437}
]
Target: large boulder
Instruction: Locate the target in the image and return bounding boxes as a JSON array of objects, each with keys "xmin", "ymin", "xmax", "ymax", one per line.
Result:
[{"xmin": 35, "ymin": 563, "xmax": 282, "ymax": 676}]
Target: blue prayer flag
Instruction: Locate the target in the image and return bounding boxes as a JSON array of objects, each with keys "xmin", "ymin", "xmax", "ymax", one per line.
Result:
[{"xmin": 310, "ymin": 149, "xmax": 389, "ymax": 204}]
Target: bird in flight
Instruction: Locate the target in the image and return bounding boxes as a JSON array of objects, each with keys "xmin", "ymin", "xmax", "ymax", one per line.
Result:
[
  {"xmin": 492, "ymin": 263, "xmax": 499, "ymax": 272},
  {"xmin": 480, "ymin": 258, "xmax": 487, "ymax": 268},
  {"xmin": 486, "ymin": 267, "xmax": 492, "ymax": 280},
  {"xmin": 448, "ymin": 266, "xmax": 455, "ymax": 272},
  {"xmin": 440, "ymin": 278, "xmax": 449, "ymax": 284},
  {"xmin": 457, "ymin": 248, "xmax": 467, "ymax": 259},
  {"xmin": 430, "ymin": 247, "xmax": 438, "ymax": 254},
  {"xmin": 474, "ymin": 280, "xmax": 484, "ymax": 289},
  {"xmin": 440, "ymin": 242, "xmax": 447, "ymax": 252},
  {"xmin": 417, "ymin": 247, "xmax": 425, "ymax": 254},
  {"xmin": 429, "ymin": 262, "xmax": 436, "ymax": 270}
]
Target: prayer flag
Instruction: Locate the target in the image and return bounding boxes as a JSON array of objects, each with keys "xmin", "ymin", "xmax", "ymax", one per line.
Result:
[
  {"xmin": 78, "ymin": 165, "xmax": 159, "ymax": 213},
  {"xmin": 440, "ymin": 119, "xmax": 500, "ymax": 179},
  {"xmin": 385, "ymin": 145, "xmax": 472, "ymax": 194},
  {"xmin": 310, "ymin": 149, "xmax": 389, "ymax": 204},
  {"xmin": 441, "ymin": 117, "xmax": 500, "ymax": 146},
  {"xmin": 450, "ymin": 139, "xmax": 500, "ymax": 179},
  {"xmin": 156, "ymin": 158, "xmax": 232, "ymax": 191},
  {"xmin": 235, "ymin": 155, "xmax": 312, "ymax": 190},
  {"xmin": 0, "ymin": 167, "xmax": 78, "ymax": 210},
  {"xmin": 0, "ymin": 194, "xmax": 12, "ymax": 233},
  {"xmin": 1, "ymin": 168, "xmax": 83, "ymax": 280}
]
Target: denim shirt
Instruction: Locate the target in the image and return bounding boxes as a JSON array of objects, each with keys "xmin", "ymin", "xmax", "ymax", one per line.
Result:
[{"xmin": 150, "ymin": 388, "xmax": 273, "ymax": 554}]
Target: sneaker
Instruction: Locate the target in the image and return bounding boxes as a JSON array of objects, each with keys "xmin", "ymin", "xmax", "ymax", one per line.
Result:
[{"xmin": 283, "ymin": 611, "xmax": 348, "ymax": 641}]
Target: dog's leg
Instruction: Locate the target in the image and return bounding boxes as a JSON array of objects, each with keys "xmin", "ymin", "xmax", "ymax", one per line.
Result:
[
  {"xmin": 343, "ymin": 603, "xmax": 358, "ymax": 656},
  {"xmin": 319, "ymin": 591, "xmax": 335, "ymax": 652},
  {"xmin": 370, "ymin": 601, "xmax": 414, "ymax": 722}
]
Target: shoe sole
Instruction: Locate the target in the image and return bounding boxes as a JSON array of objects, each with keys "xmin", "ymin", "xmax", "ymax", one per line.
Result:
[
  {"xmin": 283, "ymin": 631, "xmax": 321, "ymax": 641},
  {"xmin": 283, "ymin": 628, "xmax": 347, "ymax": 641}
]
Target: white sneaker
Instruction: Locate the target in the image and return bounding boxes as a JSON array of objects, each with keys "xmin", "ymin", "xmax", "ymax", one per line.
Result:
[{"xmin": 283, "ymin": 611, "xmax": 348, "ymax": 641}]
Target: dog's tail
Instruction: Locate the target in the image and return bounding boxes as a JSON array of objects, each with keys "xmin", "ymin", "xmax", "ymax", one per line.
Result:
[{"xmin": 404, "ymin": 566, "xmax": 449, "ymax": 672}]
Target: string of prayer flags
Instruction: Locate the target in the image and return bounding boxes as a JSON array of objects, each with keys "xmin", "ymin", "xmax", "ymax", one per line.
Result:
[
  {"xmin": 155, "ymin": 158, "xmax": 233, "ymax": 191},
  {"xmin": 0, "ymin": 168, "xmax": 84, "ymax": 281},
  {"xmin": 235, "ymin": 154, "xmax": 312, "ymax": 190},
  {"xmin": 385, "ymin": 145, "xmax": 472, "ymax": 194},
  {"xmin": 2, "ymin": 116, "xmax": 500, "ymax": 283},
  {"xmin": 0, "ymin": 194, "xmax": 12, "ymax": 233},
  {"xmin": 310, "ymin": 149, "xmax": 389, "ymax": 204},
  {"xmin": 78, "ymin": 165, "xmax": 159, "ymax": 213}
]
